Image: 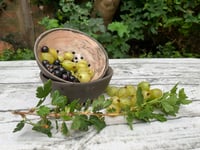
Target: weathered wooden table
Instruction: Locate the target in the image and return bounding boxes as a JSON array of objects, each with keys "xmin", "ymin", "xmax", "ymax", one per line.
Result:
[{"xmin": 0, "ymin": 59, "xmax": 200, "ymax": 150}]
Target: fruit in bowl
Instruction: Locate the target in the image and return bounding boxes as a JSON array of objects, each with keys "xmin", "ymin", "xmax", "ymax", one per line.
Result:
[
  {"xmin": 34, "ymin": 28, "xmax": 108, "ymax": 83},
  {"xmin": 39, "ymin": 66, "xmax": 113, "ymax": 103}
]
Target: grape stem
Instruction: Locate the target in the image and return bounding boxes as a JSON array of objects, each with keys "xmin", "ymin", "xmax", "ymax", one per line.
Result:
[{"xmin": 13, "ymin": 109, "xmax": 123, "ymax": 118}]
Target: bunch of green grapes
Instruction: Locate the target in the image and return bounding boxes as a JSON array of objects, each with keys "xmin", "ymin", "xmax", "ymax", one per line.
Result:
[
  {"xmin": 105, "ymin": 81, "xmax": 163, "ymax": 113},
  {"xmin": 40, "ymin": 46, "xmax": 94, "ymax": 83}
]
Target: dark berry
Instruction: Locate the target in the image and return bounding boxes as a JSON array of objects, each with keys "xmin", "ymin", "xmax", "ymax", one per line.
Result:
[
  {"xmin": 54, "ymin": 59, "xmax": 60, "ymax": 65},
  {"xmin": 42, "ymin": 60, "xmax": 49, "ymax": 66},
  {"xmin": 80, "ymin": 56, "xmax": 84, "ymax": 59},
  {"xmin": 53, "ymin": 69, "xmax": 62, "ymax": 77},
  {"xmin": 65, "ymin": 70, "xmax": 72, "ymax": 77},
  {"xmin": 44, "ymin": 63, "xmax": 50, "ymax": 69},
  {"xmin": 72, "ymin": 51, "xmax": 75, "ymax": 54},
  {"xmin": 74, "ymin": 77, "xmax": 80, "ymax": 83},
  {"xmin": 48, "ymin": 68, "xmax": 54, "ymax": 73},
  {"xmin": 41, "ymin": 46, "xmax": 49, "ymax": 52},
  {"xmin": 68, "ymin": 75, "xmax": 76, "ymax": 82},
  {"xmin": 62, "ymin": 73, "xmax": 69, "ymax": 80},
  {"xmin": 59, "ymin": 67, "xmax": 66, "ymax": 73}
]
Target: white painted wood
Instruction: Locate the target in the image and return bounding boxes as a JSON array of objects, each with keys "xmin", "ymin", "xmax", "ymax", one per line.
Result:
[{"xmin": 0, "ymin": 59, "xmax": 200, "ymax": 150}]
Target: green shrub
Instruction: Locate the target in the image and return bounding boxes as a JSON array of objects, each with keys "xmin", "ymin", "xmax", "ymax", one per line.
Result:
[
  {"xmin": 37, "ymin": 0, "xmax": 200, "ymax": 58},
  {"xmin": 0, "ymin": 48, "xmax": 35, "ymax": 61}
]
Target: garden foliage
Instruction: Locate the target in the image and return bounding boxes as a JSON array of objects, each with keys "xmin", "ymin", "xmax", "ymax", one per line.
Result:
[{"xmin": 36, "ymin": 0, "xmax": 200, "ymax": 58}]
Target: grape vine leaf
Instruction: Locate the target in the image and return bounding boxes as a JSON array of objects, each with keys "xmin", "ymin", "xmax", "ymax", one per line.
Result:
[
  {"xmin": 32, "ymin": 119, "xmax": 52, "ymax": 137},
  {"xmin": 136, "ymin": 87, "xmax": 144, "ymax": 106},
  {"xmin": 92, "ymin": 95, "xmax": 112, "ymax": 112},
  {"xmin": 71, "ymin": 115, "xmax": 90, "ymax": 131},
  {"xmin": 51, "ymin": 90, "xmax": 68, "ymax": 109},
  {"xmin": 61, "ymin": 121, "xmax": 69, "ymax": 136},
  {"xmin": 89, "ymin": 115, "xmax": 106, "ymax": 132},
  {"xmin": 13, "ymin": 120, "xmax": 25, "ymax": 133},
  {"xmin": 36, "ymin": 105, "xmax": 50, "ymax": 117},
  {"xmin": 36, "ymin": 79, "xmax": 52, "ymax": 99}
]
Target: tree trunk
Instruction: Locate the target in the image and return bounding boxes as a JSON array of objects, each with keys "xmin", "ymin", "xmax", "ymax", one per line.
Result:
[
  {"xmin": 18, "ymin": 0, "xmax": 35, "ymax": 48},
  {"xmin": 92, "ymin": 0, "xmax": 120, "ymax": 26}
]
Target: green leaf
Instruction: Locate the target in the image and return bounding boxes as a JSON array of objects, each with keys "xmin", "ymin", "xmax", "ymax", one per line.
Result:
[
  {"xmin": 170, "ymin": 83, "xmax": 178, "ymax": 94},
  {"xmin": 36, "ymin": 106, "xmax": 50, "ymax": 117},
  {"xmin": 108, "ymin": 22, "xmax": 129, "ymax": 38},
  {"xmin": 32, "ymin": 125, "xmax": 52, "ymax": 137},
  {"xmin": 71, "ymin": 115, "xmax": 90, "ymax": 131},
  {"xmin": 36, "ymin": 80, "xmax": 52, "ymax": 99},
  {"xmin": 61, "ymin": 122, "xmax": 69, "ymax": 136},
  {"xmin": 92, "ymin": 95, "xmax": 108, "ymax": 112},
  {"xmin": 51, "ymin": 90, "xmax": 67, "ymax": 108},
  {"xmin": 89, "ymin": 115, "xmax": 106, "ymax": 132},
  {"xmin": 178, "ymin": 88, "xmax": 192, "ymax": 105},
  {"xmin": 161, "ymin": 101, "xmax": 174, "ymax": 113},
  {"xmin": 134, "ymin": 105, "xmax": 154, "ymax": 122},
  {"xmin": 136, "ymin": 87, "xmax": 144, "ymax": 106},
  {"xmin": 125, "ymin": 111, "xmax": 135, "ymax": 130},
  {"xmin": 67, "ymin": 99, "xmax": 80, "ymax": 112},
  {"xmin": 60, "ymin": 111, "xmax": 72, "ymax": 121},
  {"xmin": 13, "ymin": 120, "xmax": 25, "ymax": 133},
  {"xmin": 153, "ymin": 113, "xmax": 167, "ymax": 122},
  {"xmin": 32, "ymin": 119, "xmax": 52, "ymax": 137}
]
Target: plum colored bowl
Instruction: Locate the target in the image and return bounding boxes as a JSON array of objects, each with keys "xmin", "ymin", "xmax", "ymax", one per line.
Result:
[{"xmin": 40, "ymin": 66, "xmax": 113, "ymax": 103}]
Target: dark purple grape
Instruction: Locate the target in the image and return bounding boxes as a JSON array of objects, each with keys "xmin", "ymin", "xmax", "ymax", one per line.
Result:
[
  {"xmin": 65, "ymin": 70, "xmax": 71, "ymax": 77},
  {"xmin": 59, "ymin": 67, "xmax": 66, "ymax": 73},
  {"xmin": 53, "ymin": 59, "xmax": 60, "ymax": 65},
  {"xmin": 74, "ymin": 78, "xmax": 80, "ymax": 83},
  {"xmin": 68, "ymin": 75, "xmax": 76, "ymax": 82},
  {"xmin": 41, "ymin": 46, "xmax": 49, "ymax": 52},
  {"xmin": 42, "ymin": 60, "xmax": 49, "ymax": 66},
  {"xmin": 53, "ymin": 69, "xmax": 62, "ymax": 77},
  {"xmin": 44, "ymin": 63, "xmax": 50, "ymax": 69},
  {"xmin": 62, "ymin": 73, "xmax": 69, "ymax": 80}
]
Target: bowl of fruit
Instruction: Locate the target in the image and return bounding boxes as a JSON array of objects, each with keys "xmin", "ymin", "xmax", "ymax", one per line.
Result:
[
  {"xmin": 34, "ymin": 28, "xmax": 109, "ymax": 83},
  {"xmin": 40, "ymin": 66, "xmax": 113, "ymax": 103}
]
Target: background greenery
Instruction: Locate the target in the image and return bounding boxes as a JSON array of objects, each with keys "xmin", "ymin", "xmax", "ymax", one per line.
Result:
[{"xmin": 1, "ymin": 0, "xmax": 200, "ymax": 60}]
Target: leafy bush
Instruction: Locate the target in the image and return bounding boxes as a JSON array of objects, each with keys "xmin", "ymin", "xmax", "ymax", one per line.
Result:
[
  {"xmin": 0, "ymin": 48, "xmax": 35, "ymax": 61},
  {"xmin": 37, "ymin": 0, "xmax": 200, "ymax": 58}
]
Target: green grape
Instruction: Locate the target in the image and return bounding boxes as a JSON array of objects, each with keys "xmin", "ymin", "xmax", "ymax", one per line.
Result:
[
  {"xmin": 77, "ymin": 71, "xmax": 91, "ymax": 83},
  {"xmin": 49, "ymin": 48, "xmax": 58, "ymax": 59},
  {"xmin": 41, "ymin": 52, "xmax": 55, "ymax": 64},
  {"xmin": 125, "ymin": 85, "xmax": 136, "ymax": 96},
  {"xmin": 106, "ymin": 86, "xmax": 119, "ymax": 97},
  {"xmin": 107, "ymin": 103, "xmax": 121, "ymax": 113},
  {"xmin": 58, "ymin": 55, "xmax": 64, "ymax": 62},
  {"xmin": 119, "ymin": 97, "xmax": 132, "ymax": 109},
  {"xmin": 76, "ymin": 62, "xmax": 88, "ymax": 69},
  {"xmin": 111, "ymin": 96, "xmax": 120, "ymax": 105},
  {"xmin": 150, "ymin": 88, "xmax": 163, "ymax": 99},
  {"xmin": 142, "ymin": 90, "xmax": 151, "ymax": 100},
  {"xmin": 62, "ymin": 60, "xmax": 77, "ymax": 71},
  {"xmin": 137, "ymin": 81, "xmax": 150, "ymax": 91},
  {"xmin": 78, "ymin": 60, "xmax": 88, "ymax": 65},
  {"xmin": 130, "ymin": 96, "xmax": 136, "ymax": 107},
  {"xmin": 117, "ymin": 87, "xmax": 129, "ymax": 98},
  {"xmin": 64, "ymin": 52, "xmax": 74, "ymax": 61}
]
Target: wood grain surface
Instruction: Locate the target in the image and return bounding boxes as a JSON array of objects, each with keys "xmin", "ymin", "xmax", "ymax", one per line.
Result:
[{"xmin": 0, "ymin": 58, "xmax": 200, "ymax": 150}]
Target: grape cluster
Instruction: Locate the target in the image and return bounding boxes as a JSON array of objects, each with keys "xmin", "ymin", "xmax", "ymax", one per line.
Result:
[
  {"xmin": 106, "ymin": 81, "xmax": 163, "ymax": 113},
  {"xmin": 40, "ymin": 46, "xmax": 94, "ymax": 83}
]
